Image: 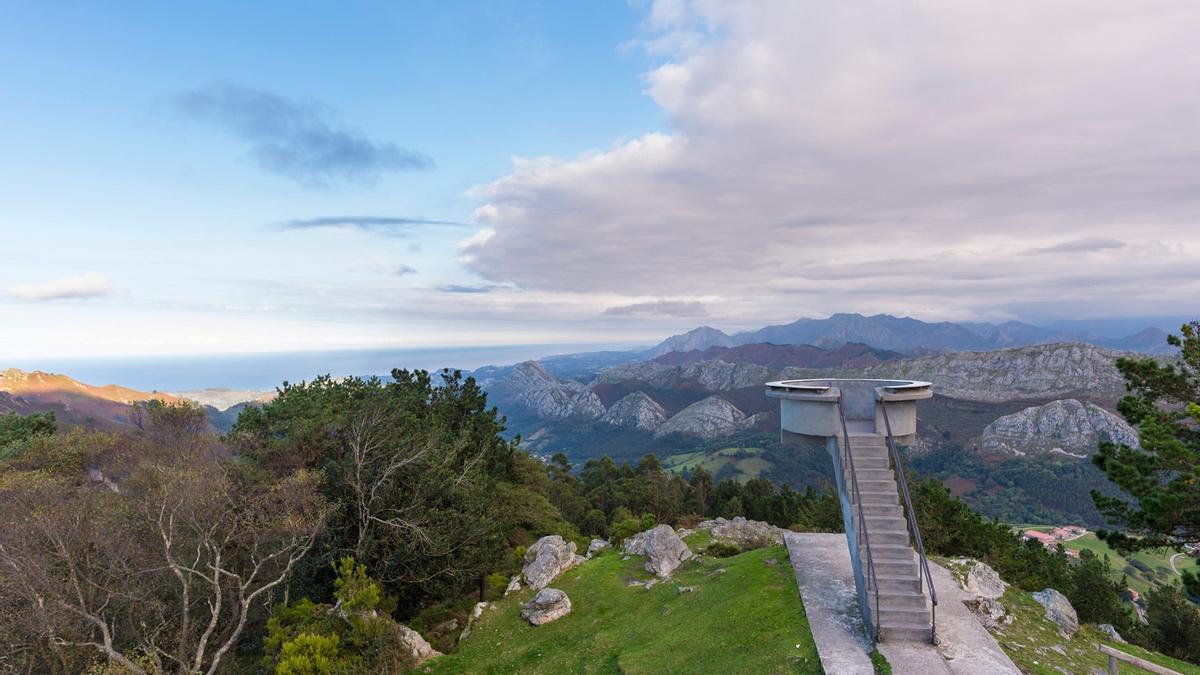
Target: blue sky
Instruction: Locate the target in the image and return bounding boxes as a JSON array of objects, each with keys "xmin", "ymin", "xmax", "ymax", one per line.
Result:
[
  {"xmin": 0, "ymin": 1, "xmax": 666, "ymax": 357},
  {"xmin": 2, "ymin": 1, "xmax": 1198, "ymax": 359}
]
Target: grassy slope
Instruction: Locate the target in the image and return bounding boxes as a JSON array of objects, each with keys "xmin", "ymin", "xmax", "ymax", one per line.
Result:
[
  {"xmin": 663, "ymin": 447, "xmax": 772, "ymax": 483},
  {"xmin": 427, "ymin": 533, "xmax": 822, "ymax": 674},
  {"xmin": 991, "ymin": 587, "xmax": 1200, "ymax": 675}
]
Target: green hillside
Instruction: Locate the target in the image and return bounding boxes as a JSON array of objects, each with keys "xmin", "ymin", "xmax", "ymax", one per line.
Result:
[
  {"xmin": 1018, "ymin": 527, "xmax": 1200, "ymax": 596},
  {"xmin": 428, "ymin": 533, "xmax": 823, "ymax": 674},
  {"xmin": 663, "ymin": 446, "xmax": 774, "ymax": 483}
]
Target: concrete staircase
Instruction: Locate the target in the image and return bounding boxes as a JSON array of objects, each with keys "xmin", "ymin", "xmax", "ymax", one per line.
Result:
[{"xmin": 842, "ymin": 432, "xmax": 933, "ymax": 642}]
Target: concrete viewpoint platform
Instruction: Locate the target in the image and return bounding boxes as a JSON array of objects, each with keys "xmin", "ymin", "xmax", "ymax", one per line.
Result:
[{"xmin": 785, "ymin": 532, "xmax": 1019, "ymax": 675}]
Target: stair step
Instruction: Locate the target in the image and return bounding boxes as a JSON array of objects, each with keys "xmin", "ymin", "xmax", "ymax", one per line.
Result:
[
  {"xmin": 868, "ymin": 574, "xmax": 922, "ymax": 593},
  {"xmin": 860, "ymin": 515, "xmax": 908, "ymax": 530},
  {"xmin": 860, "ymin": 543, "xmax": 915, "ymax": 562},
  {"xmin": 864, "ymin": 530, "xmax": 910, "ymax": 546},
  {"xmin": 847, "ymin": 456, "xmax": 890, "ymax": 469},
  {"xmin": 848, "ymin": 468, "xmax": 894, "ymax": 482},
  {"xmin": 871, "ymin": 606, "xmax": 932, "ymax": 624},
  {"xmin": 869, "ymin": 560, "xmax": 919, "ymax": 577},
  {"xmin": 877, "ymin": 624, "xmax": 933, "ymax": 642},
  {"xmin": 855, "ymin": 503, "xmax": 903, "ymax": 517},
  {"xmin": 852, "ymin": 490, "xmax": 899, "ymax": 505},
  {"xmin": 855, "ymin": 479, "xmax": 900, "ymax": 492},
  {"xmin": 867, "ymin": 590, "xmax": 929, "ymax": 609}
]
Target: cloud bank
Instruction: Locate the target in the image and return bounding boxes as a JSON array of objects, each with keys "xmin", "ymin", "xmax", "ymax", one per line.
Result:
[
  {"xmin": 463, "ymin": 1, "xmax": 1200, "ymax": 323},
  {"xmin": 178, "ymin": 83, "xmax": 432, "ymax": 186},
  {"xmin": 278, "ymin": 216, "xmax": 464, "ymax": 233},
  {"xmin": 7, "ymin": 273, "xmax": 112, "ymax": 301}
]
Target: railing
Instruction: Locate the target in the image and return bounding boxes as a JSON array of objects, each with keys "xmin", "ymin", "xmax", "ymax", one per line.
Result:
[
  {"xmin": 838, "ymin": 398, "xmax": 881, "ymax": 642},
  {"xmin": 1098, "ymin": 644, "xmax": 1182, "ymax": 674},
  {"xmin": 880, "ymin": 402, "xmax": 938, "ymax": 642}
]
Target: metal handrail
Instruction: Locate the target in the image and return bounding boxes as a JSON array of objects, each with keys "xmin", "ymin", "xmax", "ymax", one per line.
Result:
[
  {"xmin": 880, "ymin": 402, "xmax": 938, "ymax": 642},
  {"xmin": 838, "ymin": 398, "xmax": 881, "ymax": 642}
]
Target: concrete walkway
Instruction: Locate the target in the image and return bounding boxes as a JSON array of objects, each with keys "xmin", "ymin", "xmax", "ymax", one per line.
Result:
[
  {"xmin": 786, "ymin": 532, "xmax": 874, "ymax": 674},
  {"xmin": 785, "ymin": 533, "xmax": 1019, "ymax": 675}
]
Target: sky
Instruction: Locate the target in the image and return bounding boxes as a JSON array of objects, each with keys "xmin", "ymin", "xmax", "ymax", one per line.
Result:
[{"xmin": 2, "ymin": 0, "xmax": 1199, "ymax": 360}]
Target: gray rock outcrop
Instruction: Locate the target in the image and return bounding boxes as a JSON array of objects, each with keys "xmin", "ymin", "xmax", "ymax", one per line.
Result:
[
  {"xmin": 601, "ymin": 391, "xmax": 667, "ymax": 431},
  {"xmin": 623, "ymin": 524, "xmax": 693, "ymax": 578},
  {"xmin": 393, "ymin": 624, "xmax": 441, "ymax": 665},
  {"xmin": 981, "ymin": 399, "xmax": 1139, "ymax": 458},
  {"xmin": 648, "ymin": 326, "xmax": 734, "ymax": 357},
  {"xmin": 1098, "ymin": 623, "xmax": 1126, "ymax": 643},
  {"xmin": 963, "ymin": 561, "xmax": 1007, "ymax": 600},
  {"xmin": 654, "ymin": 396, "xmax": 754, "ymax": 439},
  {"xmin": 1032, "ymin": 588, "xmax": 1079, "ymax": 638},
  {"xmin": 586, "ymin": 539, "xmax": 610, "ymax": 557},
  {"xmin": 522, "ymin": 535, "xmax": 579, "ymax": 590},
  {"xmin": 504, "ymin": 575, "xmax": 521, "ymax": 596},
  {"xmin": 503, "ymin": 361, "xmax": 604, "ymax": 420},
  {"xmin": 595, "ymin": 360, "xmax": 773, "ymax": 392},
  {"xmin": 850, "ymin": 343, "xmax": 1129, "ymax": 403},
  {"xmin": 966, "ymin": 596, "xmax": 1010, "ymax": 630},
  {"xmin": 696, "ymin": 516, "xmax": 786, "ymax": 549},
  {"xmin": 521, "ymin": 588, "xmax": 571, "ymax": 626}
]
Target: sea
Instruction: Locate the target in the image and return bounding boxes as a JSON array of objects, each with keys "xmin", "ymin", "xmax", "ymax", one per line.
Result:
[{"xmin": 6, "ymin": 343, "xmax": 637, "ymax": 393}]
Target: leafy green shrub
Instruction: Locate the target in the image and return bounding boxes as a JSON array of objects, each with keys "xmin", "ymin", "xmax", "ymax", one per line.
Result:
[
  {"xmin": 869, "ymin": 648, "xmax": 892, "ymax": 674},
  {"xmin": 703, "ymin": 541, "xmax": 743, "ymax": 558},
  {"xmin": 610, "ymin": 517, "xmax": 643, "ymax": 545}
]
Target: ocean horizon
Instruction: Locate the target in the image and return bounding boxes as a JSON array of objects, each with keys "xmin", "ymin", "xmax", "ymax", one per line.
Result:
[{"xmin": 5, "ymin": 342, "xmax": 642, "ymax": 393}]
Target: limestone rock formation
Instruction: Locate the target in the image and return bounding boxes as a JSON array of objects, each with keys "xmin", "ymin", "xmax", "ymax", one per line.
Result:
[
  {"xmin": 654, "ymin": 397, "xmax": 754, "ymax": 439},
  {"xmin": 966, "ymin": 596, "xmax": 1011, "ymax": 630},
  {"xmin": 595, "ymin": 360, "xmax": 773, "ymax": 392},
  {"xmin": 586, "ymin": 539, "xmax": 610, "ymax": 557},
  {"xmin": 522, "ymin": 535, "xmax": 579, "ymax": 590},
  {"xmin": 623, "ymin": 524, "xmax": 693, "ymax": 578},
  {"xmin": 601, "ymin": 391, "xmax": 667, "ymax": 431},
  {"xmin": 963, "ymin": 561, "xmax": 1007, "ymax": 600},
  {"xmin": 647, "ymin": 326, "xmax": 734, "ymax": 357},
  {"xmin": 520, "ymin": 588, "xmax": 572, "ymax": 626},
  {"xmin": 981, "ymin": 399, "xmax": 1139, "ymax": 458},
  {"xmin": 501, "ymin": 361, "xmax": 604, "ymax": 420},
  {"xmin": 695, "ymin": 516, "xmax": 786, "ymax": 549},
  {"xmin": 393, "ymin": 624, "xmax": 441, "ymax": 666},
  {"xmin": 1098, "ymin": 623, "xmax": 1126, "ymax": 643},
  {"xmin": 504, "ymin": 575, "xmax": 521, "ymax": 596},
  {"xmin": 1032, "ymin": 588, "xmax": 1079, "ymax": 638},
  {"xmin": 850, "ymin": 343, "xmax": 1129, "ymax": 403}
]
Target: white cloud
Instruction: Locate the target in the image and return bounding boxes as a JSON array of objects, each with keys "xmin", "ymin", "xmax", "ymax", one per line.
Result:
[
  {"xmin": 7, "ymin": 272, "xmax": 112, "ymax": 302},
  {"xmin": 464, "ymin": 0, "xmax": 1200, "ymax": 323}
]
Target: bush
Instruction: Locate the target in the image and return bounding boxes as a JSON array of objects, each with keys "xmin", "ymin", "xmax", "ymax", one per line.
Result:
[
  {"xmin": 610, "ymin": 517, "xmax": 643, "ymax": 545},
  {"xmin": 676, "ymin": 513, "xmax": 703, "ymax": 529},
  {"xmin": 703, "ymin": 541, "xmax": 743, "ymax": 558}
]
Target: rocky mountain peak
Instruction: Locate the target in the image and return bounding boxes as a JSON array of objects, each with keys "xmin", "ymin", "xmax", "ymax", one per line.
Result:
[
  {"xmin": 980, "ymin": 398, "xmax": 1139, "ymax": 458},
  {"xmin": 654, "ymin": 396, "xmax": 754, "ymax": 439},
  {"xmin": 496, "ymin": 361, "xmax": 604, "ymax": 420},
  {"xmin": 601, "ymin": 391, "xmax": 667, "ymax": 431},
  {"xmin": 648, "ymin": 326, "xmax": 734, "ymax": 357}
]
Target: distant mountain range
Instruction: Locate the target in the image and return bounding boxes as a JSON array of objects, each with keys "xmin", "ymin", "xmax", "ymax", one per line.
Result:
[{"xmin": 649, "ymin": 313, "xmax": 1175, "ymax": 356}]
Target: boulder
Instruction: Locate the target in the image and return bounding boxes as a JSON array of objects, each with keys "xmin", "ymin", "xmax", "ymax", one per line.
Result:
[
  {"xmin": 966, "ymin": 596, "xmax": 1010, "ymax": 630},
  {"xmin": 623, "ymin": 524, "xmax": 693, "ymax": 578},
  {"xmin": 1098, "ymin": 623, "xmax": 1126, "ymax": 643},
  {"xmin": 521, "ymin": 588, "xmax": 572, "ymax": 626},
  {"xmin": 1032, "ymin": 588, "xmax": 1079, "ymax": 638},
  {"xmin": 522, "ymin": 535, "xmax": 579, "ymax": 590},
  {"xmin": 964, "ymin": 561, "xmax": 1007, "ymax": 600},
  {"xmin": 504, "ymin": 575, "xmax": 521, "ymax": 596},
  {"xmin": 696, "ymin": 516, "xmax": 786, "ymax": 549},
  {"xmin": 457, "ymin": 602, "xmax": 488, "ymax": 641},
  {"xmin": 393, "ymin": 624, "xmax": 441, "ymax": 666},
  {"xmin": 586, "ymin": 539, "xmax": 610, "ymax": 557}
]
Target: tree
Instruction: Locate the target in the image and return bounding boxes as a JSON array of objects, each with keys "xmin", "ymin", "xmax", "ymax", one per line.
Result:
[
  {"xmin": 0, "ymin": 403, "xmax": 329, "ymax": 674},
  {"xmin": 1141, "ymin": 583, "xmax": 1200, "ymax": 663},
  {"xmin": 0, "ymin": 411, "xmax": 55, "ymax": 455},
  {"xmin": 231, "ymin": 369, "xmax": 517, "ymax": 610},
  {"xmin": 1092, "ymin": 321, "xmax": 1200, "ymax": 552}
]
